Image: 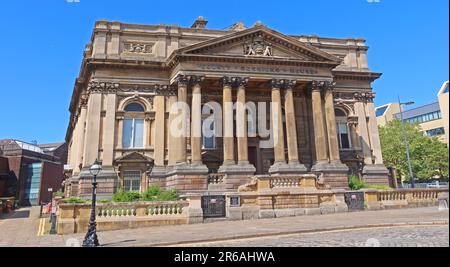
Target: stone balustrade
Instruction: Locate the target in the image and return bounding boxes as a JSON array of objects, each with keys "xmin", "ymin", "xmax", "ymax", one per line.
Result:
[
  {"xmin": 255, "ymin": 174, "xmax": 319, "ymax": 192},
  {"xmin": 365, "ymin": 188, "xmax": 447, "ymax": 210},
  {"xmin": 56, "ymin": 188, "xmax": 449, "ymax": 234},
  {"xmin": 57, "ymin": 200, "xmax": 190, "ymax": 234},
  {"xmin": 207, "ymin": 173, "xmax": 225, "ymax": 185}
]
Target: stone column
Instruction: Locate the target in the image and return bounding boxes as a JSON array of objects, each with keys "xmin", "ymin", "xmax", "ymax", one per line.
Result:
[
  {"xmin": 175, "ymin": 75, "xmax": 189, "ymax": 164},
  {"xmin": 190, "ymin": 76, "xmax": 205, "ymax": 166},
  {"xmin": 366, "ymin": 102, "xmax": 384, "ymax": 165},
  {"xmin": 102, "ymin": 93, "xmax": 117, "ymax": 166},
  {"xmin": 73, "ymin": 103, "xmax": 87, "ymax": 174},
  {"xmin": 154, "ymin": 94, "xmax": 166, "ymax": 167},
  {"xmin": 285, "ymin": 81, "xmax": 308, "ymax": 173},
  {"xmin": 236, "ymin": 78, "xmax": 249, "ymax": 165},
  {"xmin": 284, "ymin": 80, "xmax": 300, "ymax": 164},
  {"xmin": 355, "ymin": 92, "xmax": 389, "ymax": 185},
  {"xmin": 348, "ymin": 121, "xmax": 360, "ymax": 150},
  {"xmin": 221, "ymin": 77, "xmax": 235, "ymax": 166},
  {"xmin": 324, "ymin": 84, "xmax": 341, "ymax": 163},
  {"xmin": 310, "ymin": 81, "xmax": 328, "ymax": 166},
  {"xmin": 354, "ymin": 101, "xmax": 373, "ymax": 165},
  {"xmin": 82, "ymin": 92, "xmax": 102, "ymax": 166},
  {"xmin": 271, "ymin": 80, "xmax": 286, "ymax": 164},
  {"xmin": 167, "ymin": 92, "xmax": 178, "ymax": 166}
]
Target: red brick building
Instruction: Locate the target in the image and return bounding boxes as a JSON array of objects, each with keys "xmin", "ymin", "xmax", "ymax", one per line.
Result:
[{"xmin": 0, "ymin": 140, "xmax": 67, "ymax": 206}]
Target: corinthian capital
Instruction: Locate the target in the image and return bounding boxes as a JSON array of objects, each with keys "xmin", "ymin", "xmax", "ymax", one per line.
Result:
[
  {"xmin": 309, "ymin": 80, "xmax": 336, "ymax": 92},
  {"xmin": 353, "ymin": 92, "xmax": 376, "ymax": 103},
  {"xmin": 176, "ymin": 75, "xmax": 190, "ymax": 87},
  {"xmin": 269, "ymin": 79, "xmax": 297, "ymax": 90},
  {"xmin": 221, "ymin": 76, "xmax": 248, "ymax": 88},
  {"xmin": 189, "ymin": 76, "xmax": 205, "ymax": 87},
  {"xmin": 87, "ymin": 80, "xmax": 120, "ymax": 93}
]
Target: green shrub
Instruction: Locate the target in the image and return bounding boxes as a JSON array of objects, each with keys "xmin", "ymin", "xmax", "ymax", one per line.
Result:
[
  {"xmin": 142, "ymin": 185, "xmax": 162, "ymax": 201},
  {"xmin": 98, "ymin": 199, "xmax": 112, "ymax": 203},
  {"xmin": 366, "ymin": 185, "xmax": 391, "ymax": 190},
  {"xmin": 142, "ymin": 186, "xmax": 178, "ymax": 201},
  {"xmin": 63, "ymin": 197, "xmax": 86, "ymax": 204},
  {"xmin": 349, "ymin": 175, "xmax": 366, "ymax": 190},
  {"xmin": 112, "ymin": 190, "xmax": 142, "ymax": 202},
  {"xmin": 55, "ymin": 190, "xmax": 64, "ymax": 198},
  {"xmin": 157, "ymin": 189, "xmax": 178, "ymax": 201}
]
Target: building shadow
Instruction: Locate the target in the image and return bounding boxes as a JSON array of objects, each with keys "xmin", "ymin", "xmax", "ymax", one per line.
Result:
[{"xmin": 0, "ymin": 209, "xmax": 30, "ymax": 220}]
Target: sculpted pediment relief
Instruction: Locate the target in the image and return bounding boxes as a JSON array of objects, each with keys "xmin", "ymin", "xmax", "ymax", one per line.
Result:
[{"xmin": 174, "ymin": 26, "xmax": 341, "ymax": 64}]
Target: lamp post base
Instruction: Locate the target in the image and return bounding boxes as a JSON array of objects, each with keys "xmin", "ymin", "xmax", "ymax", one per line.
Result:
[{"xmin": 82, "ymin": 221, "xmax": 100, "ymax": 247}]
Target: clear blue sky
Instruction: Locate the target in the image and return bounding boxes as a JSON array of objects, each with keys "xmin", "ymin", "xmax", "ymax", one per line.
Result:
[{"xmin": 0, "ymin": 0, "xmax": 448, "ymax": 144}]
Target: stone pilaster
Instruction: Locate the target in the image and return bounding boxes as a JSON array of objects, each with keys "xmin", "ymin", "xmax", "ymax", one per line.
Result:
[
  {"xmin": 82, "ymin": 92, "xmax": 102, "ymax": 166},
  {"xmin": 73, "ymin": 105, "xmax": 87, "ymax": 174},
  {"xmin": 153, "ymin": 94, "xmax": 166, "ymax": 173}
]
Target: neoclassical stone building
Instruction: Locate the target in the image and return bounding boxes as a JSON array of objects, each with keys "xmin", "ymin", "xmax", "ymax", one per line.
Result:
[{"xmin": 65, "ymin": 17, "xmax": 388, "ymax": 197}]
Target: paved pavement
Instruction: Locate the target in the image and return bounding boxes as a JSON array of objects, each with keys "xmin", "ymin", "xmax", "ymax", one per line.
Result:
[{"xmin": 0, "ymin": 207, "xmax": 448, "ymax": 247}]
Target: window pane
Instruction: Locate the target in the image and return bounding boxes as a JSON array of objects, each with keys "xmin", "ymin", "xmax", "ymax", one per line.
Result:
[
  {"xmin": 123, "ymin": 119, "xmax": 133, "ymax": 148},
  {"xmin": 133, "ymin": 119, "xmax": 144, "ymax": 148},
  {"xmin": 123, "ymin": 171, "xmax": 141, "ymax": 192},
  {"xmin": 125, "ymin": 103, "xmax": 145, "ymax": 112},
  {"xmin": 338, "ymin": 123, "xmax": 348, "ymax": 134},
  {"xmin": 341, "ymin": 134, "xmax": 350, "ymax": 149}
]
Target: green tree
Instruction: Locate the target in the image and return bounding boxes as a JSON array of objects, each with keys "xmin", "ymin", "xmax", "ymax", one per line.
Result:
[{"xmin": 379, "ymin": 120, "xmax": 449, "ymax": 181}]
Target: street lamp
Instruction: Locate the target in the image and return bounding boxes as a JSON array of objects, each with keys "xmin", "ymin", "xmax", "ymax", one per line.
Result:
[
  {"xmin": 82, "ymin": 159, "xmax": 102, "ymax": 247},
  {"xmin": 398, "ymin": 97, "xmax": 415, "ymax": 188}
]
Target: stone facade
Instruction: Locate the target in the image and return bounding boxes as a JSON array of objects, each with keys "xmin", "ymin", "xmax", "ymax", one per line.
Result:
[{"xmin": 65, "ymin": 18, "xmax": 389, "ymax": 198}]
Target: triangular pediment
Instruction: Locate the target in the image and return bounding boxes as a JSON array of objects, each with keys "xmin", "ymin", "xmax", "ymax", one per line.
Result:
[
  {"xmin": 174, "ymin": 26, "xmax": 341, "ymax": 64},
  {"xmin": 115, "ymin": 152, "xmax": 154, "ymax": 163}
]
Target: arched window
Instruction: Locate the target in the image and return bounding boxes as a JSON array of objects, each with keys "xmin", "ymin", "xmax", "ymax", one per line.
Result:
[
  {"xmin": 123, "ymin": 103, "xmax": 145, "ymax": 149},
  {"xmin": 335, "ymin": 108, "xmax": 351, "ymax": 150}
]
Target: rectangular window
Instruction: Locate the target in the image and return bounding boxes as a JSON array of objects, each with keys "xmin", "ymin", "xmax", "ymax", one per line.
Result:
[
  {"xmin": 123, "ymin": 170, "xmax": 141, "ymax": 192},
  {"xmin": 426, "ymin": 127, "xmax": 445, "ymax": 137},
  {"xmin": 123, "ymin": 118, "xmax": 144, "ymax": 148},
  {"xmin": 337, "ymin": 123, "xmax": 351, "ymax": 149}
]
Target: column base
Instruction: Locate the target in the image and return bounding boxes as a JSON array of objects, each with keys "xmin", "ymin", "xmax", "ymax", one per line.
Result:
[
  {"xmin": 362, "ymin": 164, "xmax": 390, "ymax": 186},
  {"xmin": 167, "ymin": 162, "xmax": 209, "ymax": 176},
  {"xmin": 268, "ymin": 161, "xmax": 308, "ymax": 175},
  {"xmin": 311, "ymin": 161, "xmax": 349, "ymax": 189},
  {"xmin": 219, "ymin": 163, "xmax": 256, "ymax": 191},
  {"xmin": 218, "ymin": 163, "xmax": 256, "ymax": 175}
]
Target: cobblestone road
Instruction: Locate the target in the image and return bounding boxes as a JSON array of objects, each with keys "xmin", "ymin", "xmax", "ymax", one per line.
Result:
[{"xmin": 178, "ymin": 225, "xmax": 449, "ymax": 247}]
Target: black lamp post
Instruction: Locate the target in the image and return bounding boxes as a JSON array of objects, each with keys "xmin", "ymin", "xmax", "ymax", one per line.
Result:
[
  {"xmin": 82, "ymin": 159, "xmax": 102, "ymax": 247},
  {"xmin": 398, "ymin": 97, "xmax": 415, "ymax": 188}
]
